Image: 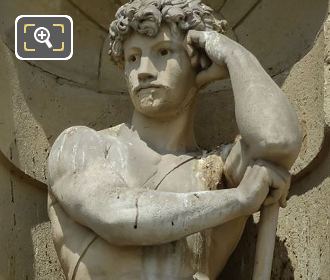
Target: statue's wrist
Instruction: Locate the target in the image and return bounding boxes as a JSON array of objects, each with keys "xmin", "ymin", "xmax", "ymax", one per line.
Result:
[
  {"xmin": 236, "ymin": 188, "xmax": 256, "ymax": 216},
  {"xmin": 223, "ymin": 45, "xmax": 248, "ymax": 65}
]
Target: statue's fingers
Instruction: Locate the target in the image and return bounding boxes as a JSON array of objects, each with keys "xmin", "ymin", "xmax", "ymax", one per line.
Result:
[
  {"xmin": 279, "ymin": 193, "xmax": 288, "ymax": 208},
  {"xmin": 185, "ymin": 44, "xmax": 194, "ymax": 58},
  {"xmin": 200, "ymin": 54, "xmax": 212, "ymax": 70},
  {"xmin": 263, "ymin": 196, "xmax": 274, "ymax": 206},
  {"xmin": 263, "ymin": 189, "xmax": 281, "ymax": 206},
  {"xmin": 186, "ymin": 30, "xmax": 206, "ymax": 49},
  {"xmin": 270, "ymin": 189, "xmax": 282, "ymax": 201},
  {"xmin": 191, "ymin": 52, "xmax": 200, "ymax": 69},
  {"xmin": 267, "ymin": 162, "xmax": 290, "ymax": 183},
  {"xmin": 256, "ymin": 161, "xmax": 290, "ymax": 192}
]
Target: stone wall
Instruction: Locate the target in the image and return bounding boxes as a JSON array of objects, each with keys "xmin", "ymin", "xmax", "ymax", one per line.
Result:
[{"xmin": 0, "ymin": 0, "xmax": 329, "ymax": 279}]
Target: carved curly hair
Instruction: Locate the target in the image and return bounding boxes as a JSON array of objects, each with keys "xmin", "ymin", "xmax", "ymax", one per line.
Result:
[{"xmin": 108, "ymin": 0, "xmax": 227, "ymax": 67}]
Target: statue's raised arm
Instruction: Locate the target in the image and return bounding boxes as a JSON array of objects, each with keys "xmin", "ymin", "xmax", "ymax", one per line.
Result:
[{"xmin": 186, "ymin": 30, "xmax": 302, "ymax": 187}]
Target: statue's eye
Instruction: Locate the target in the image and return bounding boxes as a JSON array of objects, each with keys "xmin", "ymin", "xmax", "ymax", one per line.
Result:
[
  {"xmin": 128, "ymin": 54, "xmax": 138, "ymax": 63},
  {"xmin": 159, "ymin": 48, "xmax": 170, "ymax": 56}
]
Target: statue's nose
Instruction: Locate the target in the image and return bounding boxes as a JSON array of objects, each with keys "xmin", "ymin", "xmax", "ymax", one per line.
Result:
[{"xmin": 137, "ymin": 57, "xmax": 157, "ymax": 82}]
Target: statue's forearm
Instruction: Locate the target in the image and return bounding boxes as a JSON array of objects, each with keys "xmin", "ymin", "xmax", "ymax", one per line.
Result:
[
  {"xmin": 226, "ymin": 48, "xmax": 302, "ymax": 168},
  {"xmin": 50, "ymin": 169, "xmax": 245, "ymax": 246}
]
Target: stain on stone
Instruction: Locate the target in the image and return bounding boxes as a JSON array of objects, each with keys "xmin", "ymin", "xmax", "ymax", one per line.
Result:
[
  {"xmin": 10, "ymin": 179, "xmax": 14, "ymax": 203},
  {"xmin": 134, "ymin": 197, "xmax": 139, "ymax": 229}
]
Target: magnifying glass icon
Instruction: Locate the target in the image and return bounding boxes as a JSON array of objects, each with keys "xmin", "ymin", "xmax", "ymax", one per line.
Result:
[{"xmin": 34, "ymin": 27, "xmax": 53, "ymax": 49}]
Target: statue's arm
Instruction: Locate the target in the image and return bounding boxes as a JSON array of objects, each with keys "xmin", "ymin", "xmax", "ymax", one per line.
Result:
[
  {"xmin": 187, "ymin": 31, "xmax": 302, "ymax": 186},
  {"xmin": 224, "ymin": 40, "xmax": 301, "ymax": 166},
  {"xmin": 48, "ymin": 127, "xmax": 288, "ymax": 246}
]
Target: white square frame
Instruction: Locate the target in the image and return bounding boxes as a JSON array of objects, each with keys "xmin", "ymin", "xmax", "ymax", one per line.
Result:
[{"xmin": 15, "ymin": 15, "xmax": 73, "ymax": 61}]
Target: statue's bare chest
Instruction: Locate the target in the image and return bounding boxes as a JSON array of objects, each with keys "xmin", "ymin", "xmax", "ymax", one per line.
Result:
[
  {"xmin": 104, "ymin": 125, "xmax": 225, "ymax": 192},
  {"xmin": 107, "ymin": 137, "xmax": 225, "ymax": 193}
]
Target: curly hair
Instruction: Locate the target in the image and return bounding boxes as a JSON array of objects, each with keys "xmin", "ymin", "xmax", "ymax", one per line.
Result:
[{"xmin": 108, "ymin": 0, "xmax": 227, "ymax": 67}]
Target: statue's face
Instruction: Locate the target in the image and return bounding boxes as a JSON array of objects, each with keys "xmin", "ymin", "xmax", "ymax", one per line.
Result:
[{"xmin": 123, "ymin": 25, "xmax": 197, "ymax": 118}]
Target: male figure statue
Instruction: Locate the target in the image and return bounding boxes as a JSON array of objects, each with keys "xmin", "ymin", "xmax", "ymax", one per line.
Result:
[{"xmin": 48, "ymin": 0, "xmax": 302, "ymax": 279}]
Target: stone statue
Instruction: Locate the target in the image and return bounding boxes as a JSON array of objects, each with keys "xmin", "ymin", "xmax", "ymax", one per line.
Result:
[{"xmin": 47, "ymin": 0, "xmax": 302, "ymax": 279}]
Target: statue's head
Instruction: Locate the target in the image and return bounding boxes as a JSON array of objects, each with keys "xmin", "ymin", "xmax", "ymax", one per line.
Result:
[{"xmin": 108, "ymin": 0, "xmax": 226, "ymax": 119}]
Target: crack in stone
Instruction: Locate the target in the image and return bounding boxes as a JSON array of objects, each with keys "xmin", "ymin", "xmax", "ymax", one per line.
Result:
[{"xmin": 97, "ymin": 39, "xmax": 105, "ymax": 80}]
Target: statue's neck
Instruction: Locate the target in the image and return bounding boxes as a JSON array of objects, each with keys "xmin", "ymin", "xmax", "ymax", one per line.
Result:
[{"xmin": 130, "ymin": 109, "xmax": 199, "ymax": 155}]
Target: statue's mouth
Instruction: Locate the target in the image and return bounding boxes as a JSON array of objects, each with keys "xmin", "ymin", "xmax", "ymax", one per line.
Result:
[{"xmin": 135, "ymin": 84, "xmax": 164, "ymax": 93}]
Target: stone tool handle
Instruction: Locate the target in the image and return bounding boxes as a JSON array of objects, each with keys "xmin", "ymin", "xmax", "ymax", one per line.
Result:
[{"xmin": 252, "ymin": 203, "xmax": 279, "ymax": 280}]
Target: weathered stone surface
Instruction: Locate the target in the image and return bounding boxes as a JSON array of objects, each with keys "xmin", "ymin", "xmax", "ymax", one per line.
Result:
[
  {"xmin": 70, "ymin": 0, "xmax": 124, "ymax": 31},
  {"xmin": 234, "ymin": 0, "xmax": 328, "ymax": 77},
  {"xmin": 221, "ymin": 0, "xmax": 259, "ymax": 28},
  {"xmin": 32, "ymin": 222, "xmax": 65, "ymax": 280},
  {"xmin": 99, "ymin": 36, "xmax": 127, "ymax": 93},
  {"xmin": 0, "ymin": 0, "xmax": 107, "ymax": 89},
  {"xmin": 33, "ymin": 3, "xmax": 107, "ymax": 89},
  {"xmin": 195, "ymin": 90, "xmax": 238, "ymax": 149},
  {"xmin": 281, "ymin": 31, "xmax": 325, "ymax": 175},
  {"xmin": 276, "ymin": 174, "xmax": 330, "ymax": 279},
  {"xmin": 203, "ymin": 0, "xmax": 226, "ymax": 12},
  {"xmin": 0, "ymin": 40, "xmax": 132, "ymax": 183},
  {"xmin": 324, "ymin": 19, "xmax": 330, "ymax": 128},
  {"xmin": 0, "ymin": 154, "xmax": 63, "ymax": 280}
]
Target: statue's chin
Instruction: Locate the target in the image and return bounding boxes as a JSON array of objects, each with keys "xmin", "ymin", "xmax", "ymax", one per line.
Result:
[
  {"xmin": 132, "ymin": 91, "xmax": 173, "ymax": 118},
  {"xmin": 135, "ymin": 104, "xmax": 177, "ymax": 119},
  {"xmin": 134, "ymin": 99, "xmax": 180, "ymax": 119},
  {"xmin": 131, "ymin": 87, "xmax": 194, "ymax": 119}
]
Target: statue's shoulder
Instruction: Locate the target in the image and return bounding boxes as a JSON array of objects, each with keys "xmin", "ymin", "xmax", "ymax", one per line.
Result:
[
  {"xmin": 48, "ymin": 125, "xmax": 112, "ymax": 184},
  {"xmin": 98, "ymin": 123, "xmax": 124, "ymax": 138}
]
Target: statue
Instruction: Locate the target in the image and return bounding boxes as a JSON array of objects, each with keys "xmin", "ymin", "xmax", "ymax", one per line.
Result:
[{"xmin": 47, "ymin": 0, "xmax": 302, "ymax": 279}]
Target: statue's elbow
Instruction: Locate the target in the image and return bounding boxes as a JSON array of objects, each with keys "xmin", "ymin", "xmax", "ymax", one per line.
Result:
[
  {"xmin": 275, "ymin": 138, "xmax": 301, "ymax": 163},
  {"xmin": 256, "ymin": 132, "xmax": 302, "ymax": 168}
]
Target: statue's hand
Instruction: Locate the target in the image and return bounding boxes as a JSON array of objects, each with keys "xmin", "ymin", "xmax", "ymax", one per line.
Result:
[
  {"xmin": 185, "ymin": 30, "xmax": 242, "ymax": 88},
  {"xmin": 237, "ymin": 160, "xmax": 290, "ymax": 215}
]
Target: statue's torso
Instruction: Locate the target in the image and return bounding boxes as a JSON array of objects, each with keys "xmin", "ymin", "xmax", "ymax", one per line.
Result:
[{"xmin": 48, "ymin": 125, "xmax": 247, "ymax": 280}]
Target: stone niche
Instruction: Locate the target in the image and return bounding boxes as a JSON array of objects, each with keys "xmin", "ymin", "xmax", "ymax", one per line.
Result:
[{"xmin": 0, "ymin": 0, "xmax": 329, "ymax": 279}]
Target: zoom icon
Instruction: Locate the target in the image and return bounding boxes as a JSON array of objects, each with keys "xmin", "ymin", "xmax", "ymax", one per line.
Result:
[{"xmin": 15, "ymin": 15, "xmax": 73, "ymax": 60}]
